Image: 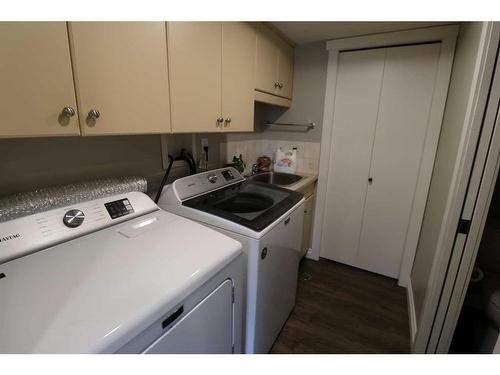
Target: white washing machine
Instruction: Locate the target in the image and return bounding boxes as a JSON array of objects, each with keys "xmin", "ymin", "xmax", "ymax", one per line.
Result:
[
  {"xmin": 158, "ymin": 167, "xmax": 305, "ymax": 353},
  {"xmin": 0, "ymin": 191, "xmax": 244, "ymax": 353}
]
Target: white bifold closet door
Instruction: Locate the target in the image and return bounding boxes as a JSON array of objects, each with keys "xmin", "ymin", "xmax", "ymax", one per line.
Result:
[{"xmin": 321, "ymin": 43, "xmax": 441, "ymax": 278}]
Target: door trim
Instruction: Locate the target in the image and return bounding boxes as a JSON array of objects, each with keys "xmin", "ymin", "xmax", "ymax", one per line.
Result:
[
  {"xmin": 311, "ymin": 25, "xmax": 459, "ymax": 288},
  {"xmin": 412, "ymin": 22, "xmax": 500, "ymax": 353},
  {"xmin": 432, "ymin": 44, "xmax": 500, "ymax": 353},
  {"xmin": 407, "ymin": 278, "xmax": 418, "ymax": 344}
]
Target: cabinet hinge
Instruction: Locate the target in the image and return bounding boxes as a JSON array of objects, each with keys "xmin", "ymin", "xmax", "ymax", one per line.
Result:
[{"xmin": 457, "ymin": 219, "xmax": 471, "ymax": 235}]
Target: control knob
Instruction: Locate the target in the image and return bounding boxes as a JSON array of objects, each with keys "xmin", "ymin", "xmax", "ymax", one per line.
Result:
[
  {"xmin": 207, "ymin": 174, "xmax": 218, "ymax": 184},
  {"xmin": 63, "ymin": 209, "xmax": 85, "ymax": 228}
]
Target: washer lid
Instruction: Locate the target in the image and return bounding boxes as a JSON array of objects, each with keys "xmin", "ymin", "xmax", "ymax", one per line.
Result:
[
  {"xmin": 0, "ymin": 210, "xmax": 242, "ymax": 353},
  {"xmin": 182, "ymin": 181, "xmax": 303, "ymax": 232}
]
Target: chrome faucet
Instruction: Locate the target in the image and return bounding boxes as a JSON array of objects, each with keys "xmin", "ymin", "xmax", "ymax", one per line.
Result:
[{"xmin": 251, "ymin": 164, "xmax": 261, "ymax": 175}]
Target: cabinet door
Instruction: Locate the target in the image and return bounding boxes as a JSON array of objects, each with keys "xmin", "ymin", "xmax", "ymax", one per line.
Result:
[
  {"xmin": 168, "ymin": 22, "xmax": 222, "ymax": 133},
  {"xmin": 221, "ymin": 22, "xmax": 256, "ymax": 132},
  {"xmin": 0, "ymin": 22, "xmax": 79, "ymax": 138},
  {"xmin": 277, "ymin": 40, "xmax": 294, "ymax": 99},
  {"xmin": 69, "ymin": 22, "xmax": 171, "ymax": 135},
  {"xmin": 255, "ymin": 26, "xmax": 279, "ymax": 95},
  {"xmin": 320, "ymin": 49, "xmax": 385, "ymax": 266},
  {"xmin": 357, "ymin": 43, "xmax": 441, "ymax": 278},
  {"xmin": 300, "ymin": 194, "xmax": 315, "ymax": 258}
]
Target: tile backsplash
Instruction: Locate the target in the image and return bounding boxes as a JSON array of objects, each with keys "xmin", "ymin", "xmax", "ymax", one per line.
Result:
[{"xmin": 220, "ymin": 139, "xmax": 320, "ymax": 175}]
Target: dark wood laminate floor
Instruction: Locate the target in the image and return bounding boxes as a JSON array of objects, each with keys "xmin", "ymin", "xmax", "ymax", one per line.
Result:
[{"xmin": 271, "ymin": 258, "xmax": 411, "ymax": 353}]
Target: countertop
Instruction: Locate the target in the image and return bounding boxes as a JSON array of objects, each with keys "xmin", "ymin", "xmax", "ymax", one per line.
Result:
[{"xmin": 285, "ymin": 172, "xmax": 318, "ymax": 192}]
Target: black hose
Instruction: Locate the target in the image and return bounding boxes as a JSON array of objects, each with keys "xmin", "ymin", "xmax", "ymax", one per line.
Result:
[
  {"xmin": 186, "ymin": 151, "xmax": 197, "ymax": 174},
  {"xmin": 154, "ymin": 154, "xmax": 174, "ymax": 203},
  {"xmin": 174, "ymin": 149, "xmax": 197, "ymax": 175}
]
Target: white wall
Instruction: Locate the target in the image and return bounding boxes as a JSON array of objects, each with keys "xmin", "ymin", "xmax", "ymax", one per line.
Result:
[{"xmin": 410, "ymin": 22, "xmax": 487, "ymax": 326}]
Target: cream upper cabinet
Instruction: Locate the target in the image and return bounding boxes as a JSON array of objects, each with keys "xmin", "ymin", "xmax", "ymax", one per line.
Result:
[
  {"xmin": 168, "ymin": 22, "xmax": 255, "ymax": 133},
  {"xmin": 255, "ymin": 25, "xmax": 294, "ymax": 100},
  {"xmin": 0, "ymin": 22, "xmax": 80, "ymax": 138},
  {"xmin": 221, "ymin": 22, "xmax": 256, "ymax": 132},
  {"xmin": 168, "ymin": 22, "xmax": 222, "ymax": 133},
  {"xmin": 69, "ymin": 22, "xmax": 171, "ymax": 135},
  {"xmin": 255, "ymin": 26, "xmax": 279, "ymax": 95},
  {"xmin": 277, "ymin": 39, "xmax": 294, "ymax": 99}
]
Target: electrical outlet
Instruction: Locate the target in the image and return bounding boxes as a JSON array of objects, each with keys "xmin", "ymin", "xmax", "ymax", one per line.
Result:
[
  {"xmin": 200, "ymin": 138, "xmax": 209, "ymax": 170},
  {"xmin": 201, "ymin": 138, "xmax": 208, "ymax": 150}
]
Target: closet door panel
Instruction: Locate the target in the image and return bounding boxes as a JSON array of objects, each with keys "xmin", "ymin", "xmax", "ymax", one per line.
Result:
[
  {"xmin": 320, "ymin": 49, "xmax": 385, "ymax": 264},
  {"xmin": 357, "ymin": 43, "xmax": 441, "ymax": 278}
]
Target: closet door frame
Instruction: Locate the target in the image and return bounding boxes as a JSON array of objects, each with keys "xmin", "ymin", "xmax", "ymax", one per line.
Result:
[{"xmin": 311, "ymin": 25, "xmax": 459, "ymax": 287}]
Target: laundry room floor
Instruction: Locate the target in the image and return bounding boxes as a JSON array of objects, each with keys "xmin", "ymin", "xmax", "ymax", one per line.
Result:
[{"xmin": 271, "ymin": 258, "xmax": 411, "ymax": 353}]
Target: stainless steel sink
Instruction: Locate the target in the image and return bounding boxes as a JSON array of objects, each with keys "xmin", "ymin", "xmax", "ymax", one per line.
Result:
[{"xmin": 248, "ymin": 172, "xmax": 303, "ymax": 187}]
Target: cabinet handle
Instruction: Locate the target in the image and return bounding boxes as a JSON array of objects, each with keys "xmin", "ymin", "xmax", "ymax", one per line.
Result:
[
  {"xmin": 368, "ymin": 177, "xmax": 373, "ymax": 183},
  {"xmin": 274, "ymin": 82, "xmax": 280, "ymax": 88},
  {"xmin": 88, "ymin": 109, "xmax": 100, "ymax": 120},
  {"xmin": 284, "ymin": 217, "xmax": 291, "ymax": 225},
  {"xmin": 278, "ymin": 83, "xmax": 284, "ymax": 89},
  {"xmin": 62, "ymin": 107, "xmax": 75, "ymax": 118},
  {"xmin": 216, "ymin": 117, "xmax": 224, "ymax": 127},
  {"xmin": 224, "ymin": 118, "xmax": 231, "ymax": 127},
  {"xmin": 261, "ymin": 247, "xmax": 268, "ymax": 260}
]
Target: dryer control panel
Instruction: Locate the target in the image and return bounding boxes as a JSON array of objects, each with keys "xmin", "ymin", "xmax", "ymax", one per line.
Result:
[
  {"xmin": 105, "ymin": 198, "xmax": 135, "ymax": 219},
  {"xmin": 0, "ymin": 192, "xmax": 158, "ymax": 264}
]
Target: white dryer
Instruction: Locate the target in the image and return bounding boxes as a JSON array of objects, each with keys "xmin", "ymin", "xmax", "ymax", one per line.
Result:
[
  {"xmin": 0, "ymin": 192, "xmax": 244, "ymax": 353},
  {"xmin": 158, "ymin": 167, "xmax": 305, "ymax": 353}
]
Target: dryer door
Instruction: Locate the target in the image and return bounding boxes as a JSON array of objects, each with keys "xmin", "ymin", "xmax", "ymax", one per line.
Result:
[{"xmin": 143, "ymin": 279, "xmax": 234, "ymax": 354}]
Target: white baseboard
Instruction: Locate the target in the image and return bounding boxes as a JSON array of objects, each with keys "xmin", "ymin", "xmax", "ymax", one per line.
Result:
[
  {"xmin": 407, "ymin": 279, "xmax": 418, "ymax": 345},
  {"xmin": 398, "ymin": 277, "xmax": 408, "ymax": 288}
]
